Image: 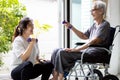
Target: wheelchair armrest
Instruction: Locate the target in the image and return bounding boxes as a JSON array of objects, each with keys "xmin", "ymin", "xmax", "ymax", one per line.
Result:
[
  {"xmin": 89, "ymin": 45, "xmax": 109, "ymax": 49},
  {"xmin": 88, "ymin": 45, "xmax": 111, "ymax": 55},
  {"xmin": 89, "ymin": 44, "xmax": 105, "ymax": 47},
  {"xmin": 75, "ymin": 43, "xmax": 107, "ymax": 48},
  {"xmin": 75, "ymin": 42, "xmax": 85, "ymax": 46}
]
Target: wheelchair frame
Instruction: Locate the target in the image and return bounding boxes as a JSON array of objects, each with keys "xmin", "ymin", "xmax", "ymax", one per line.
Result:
[{"xmin": 64, "ymin": 25, "xmax": 120, "ymax": 80}]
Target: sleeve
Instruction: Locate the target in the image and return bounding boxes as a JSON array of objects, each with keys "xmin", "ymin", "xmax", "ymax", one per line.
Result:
[
  {"xmin": 84, "ymin": 28, "xmax": 90, "ymax": 38},
  {"xmin": 84, "ymin": 24, "xmax": 95, "ymax": 38},
  {"xmin": 36, "ymin": 43, "xmax": 39, "ymax": 56},
  {"xmin": 12, "ymin": 39, "xmax": 25, "ymax": 58},
  {"xmin": 96, "ymin": 21, "xmax": 110, "ymax": 40}
]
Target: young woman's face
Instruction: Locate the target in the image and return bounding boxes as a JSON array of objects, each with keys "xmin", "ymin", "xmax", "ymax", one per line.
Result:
[{"xmin": 24, "ymin": 21, "xmax": 34, "ymax": 36}]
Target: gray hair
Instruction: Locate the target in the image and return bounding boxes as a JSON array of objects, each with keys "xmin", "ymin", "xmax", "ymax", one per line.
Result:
[{"xmin": 93, "ymin": 0, "xmax": 106, "ymax": 15}]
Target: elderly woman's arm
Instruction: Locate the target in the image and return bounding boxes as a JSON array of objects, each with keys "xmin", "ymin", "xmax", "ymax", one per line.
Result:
[
  {"xmin": 78, "ymin": 37, "xmax": 102, "ymax": 50},
  {"xmin": 65, "ymin": 37, "xmax": 102, "ymax": 52},
  {"xmin": 64, "ymin": 22, "xmax": 88, "ymax": 40},
  {"xmin": 71, "ymin": 26, "xmax": 88, "ymax": 40}
]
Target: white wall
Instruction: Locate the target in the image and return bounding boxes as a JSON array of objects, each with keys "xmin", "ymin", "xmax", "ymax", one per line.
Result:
[{"xmin": 107, "ymin": 0, "xmax": 120, "ymax": 75}]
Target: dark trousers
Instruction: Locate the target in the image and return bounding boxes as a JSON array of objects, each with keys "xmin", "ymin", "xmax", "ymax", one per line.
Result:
[{"xmin": 11, "ymin": 61, "xmax": 54, "ymax": 80}]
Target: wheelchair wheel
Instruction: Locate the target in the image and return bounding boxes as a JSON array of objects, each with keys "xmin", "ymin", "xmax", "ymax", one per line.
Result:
[
  {"xmin": 64, "ymin": 78, "xmax": 67, "ymax": 80},
  {"xmin": 85, "ymin": 69, "xmax": 103, "ymax": 80},
  {"xmin": 75, "ymin": 77, "xmax": 78, "ymax": 80},
  {"xmin": 102, "ymin": 75, "xmax": 119, "ymax": 80}
]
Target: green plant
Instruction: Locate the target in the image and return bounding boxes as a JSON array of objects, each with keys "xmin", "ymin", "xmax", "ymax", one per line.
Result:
[
  {"xmin": 0, "ymin": 0, "xmax": 52, "ymax": 66},
  {"xmin": 0, "ymin": 0, "xmax": 26, "ymax": 53},
  {"xmin": 0, "ymin": 0, "xmax": 26, "ymax": 66},
  {"xmin": 0, "ymin": 60, "xmax": 4, "ymax": 67},
  {"xmin": 33, "ymin": 20, "xmax": 52, "ymax": 36}
]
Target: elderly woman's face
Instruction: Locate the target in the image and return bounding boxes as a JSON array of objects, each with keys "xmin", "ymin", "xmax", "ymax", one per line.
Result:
[{"xmin": 91, "ymin": 6, "xmax": 103, "ymax": 20}]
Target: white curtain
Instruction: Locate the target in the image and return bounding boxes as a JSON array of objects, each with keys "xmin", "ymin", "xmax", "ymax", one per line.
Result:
[{"xmin": 106, "ymin": 0, "xmax": 120, "ymax": 75}]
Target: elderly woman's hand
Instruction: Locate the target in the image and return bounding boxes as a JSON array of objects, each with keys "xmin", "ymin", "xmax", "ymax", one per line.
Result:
[
  {"xmin": 65, "ymin": 48, "xmax": 80, "ymax": 52},
  {"xmin": 63, "ymin": 21, "xmax": 73, "ymax": 29}
]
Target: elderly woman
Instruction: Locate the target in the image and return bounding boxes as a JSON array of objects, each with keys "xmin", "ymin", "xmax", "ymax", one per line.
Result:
[
  {"xmin": 51, "ymin": 1, "xmax": 110, "ymax": 80},
  {"xmin": 11, "ymin": 17, "xmax": 54, "ymax": 80}
]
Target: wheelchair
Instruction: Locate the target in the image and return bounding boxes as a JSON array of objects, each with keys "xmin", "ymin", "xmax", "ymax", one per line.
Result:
[{"xmin": 64, "ymin": 25, "xmax": 120, "ymax": 80}]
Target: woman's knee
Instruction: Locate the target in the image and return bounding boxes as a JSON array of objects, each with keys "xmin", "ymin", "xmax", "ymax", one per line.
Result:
[
  {"xmin": 59, "ymin": 50, "xmax": 67, "ymax": 56},
  {"xmin": 46, "ymin": 61, "xmax": 54, "ymax": 69},
  {"xmin": 51, "ymin": 48, "xmax": 62, "ymax": 63},
  {"xmin": 11, "ymin": 61, "xmax": 32, "ymax": 73},
  {"xmin": 23, "ymin": 61, "xmax": 33, "ymax": 68},
  {"xmin": 51, "ymin": 48, "xmax": 62, "ymax": 56},
  {"xmin": 24, "ymin": 61, "xmax": 32, "ymax": 65}
]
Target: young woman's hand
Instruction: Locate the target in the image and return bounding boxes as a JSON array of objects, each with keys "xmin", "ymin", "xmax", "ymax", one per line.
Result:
[
  {"xmin": 30, "ymin": 38, "xmax": 36, "ymax": 44},
  {"xmin": 38, "ymin": 59, "xmax": 49, "ymax": 64}
]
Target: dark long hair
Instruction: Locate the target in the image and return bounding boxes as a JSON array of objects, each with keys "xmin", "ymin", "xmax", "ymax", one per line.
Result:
[{"xmin": 12, "ymin": 17, "xmax": 32, "ymax": 42}]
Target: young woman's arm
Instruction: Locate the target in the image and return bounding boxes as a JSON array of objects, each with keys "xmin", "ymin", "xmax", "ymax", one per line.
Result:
[{"xmin": 20, "ymin": 38, "xmax": 36, "ymax": 61}]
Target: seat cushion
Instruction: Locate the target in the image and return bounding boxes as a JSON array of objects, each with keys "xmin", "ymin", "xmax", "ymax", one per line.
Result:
[{"xmin": 82, "ymin": 48, "xmax": 111, "ymax": 64}]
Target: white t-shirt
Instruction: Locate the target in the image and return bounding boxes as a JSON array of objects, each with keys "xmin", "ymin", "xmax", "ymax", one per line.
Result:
[{"xmin": 11, "ymin": 36, "xmax": 39, "ymax": 69}]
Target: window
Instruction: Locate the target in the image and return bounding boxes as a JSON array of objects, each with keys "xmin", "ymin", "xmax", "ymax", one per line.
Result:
[
  {"xmin": 20, "ymin": 0, "xmax": 64, "ymax": 60},
  {"xmin": 0, "ymin": 0, "xmax": 65, "ymax": 75},
  {"xmin": 70, "ymin": 0, "xmax": 92, "ymax": 48}
]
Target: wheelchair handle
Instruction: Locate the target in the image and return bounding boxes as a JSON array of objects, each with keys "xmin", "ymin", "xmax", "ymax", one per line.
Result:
[{"xmin": 75, "ymin": 42, "xmax": 85, "ymax": 46}]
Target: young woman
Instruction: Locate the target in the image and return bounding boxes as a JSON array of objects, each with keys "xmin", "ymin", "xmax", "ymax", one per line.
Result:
[
  {"xmin": 51, "ymin": 1, "xmax": 110, "ymax": 80},
  {"xmin": 11, "ymin": 17, "xmax": 54, "ymax": 80}
]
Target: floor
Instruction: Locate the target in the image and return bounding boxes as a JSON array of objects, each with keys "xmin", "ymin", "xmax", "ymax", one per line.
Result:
[
  {"xmin": 0, "ymin": 73, "xmax": 120, "ymax": 80},
  {"xmin": 0, "ymin": 73, "xmax": 41, "ymax": 80}
]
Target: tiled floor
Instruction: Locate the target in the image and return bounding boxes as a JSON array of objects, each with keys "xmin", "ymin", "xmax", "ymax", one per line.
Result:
[
  {"xmin": 0, "ymin": 66, "xmax": 120, "ymax": 80},
  {"xmin": 0, "ymin": 73, "xmax": 120, "ymax": 80}
]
